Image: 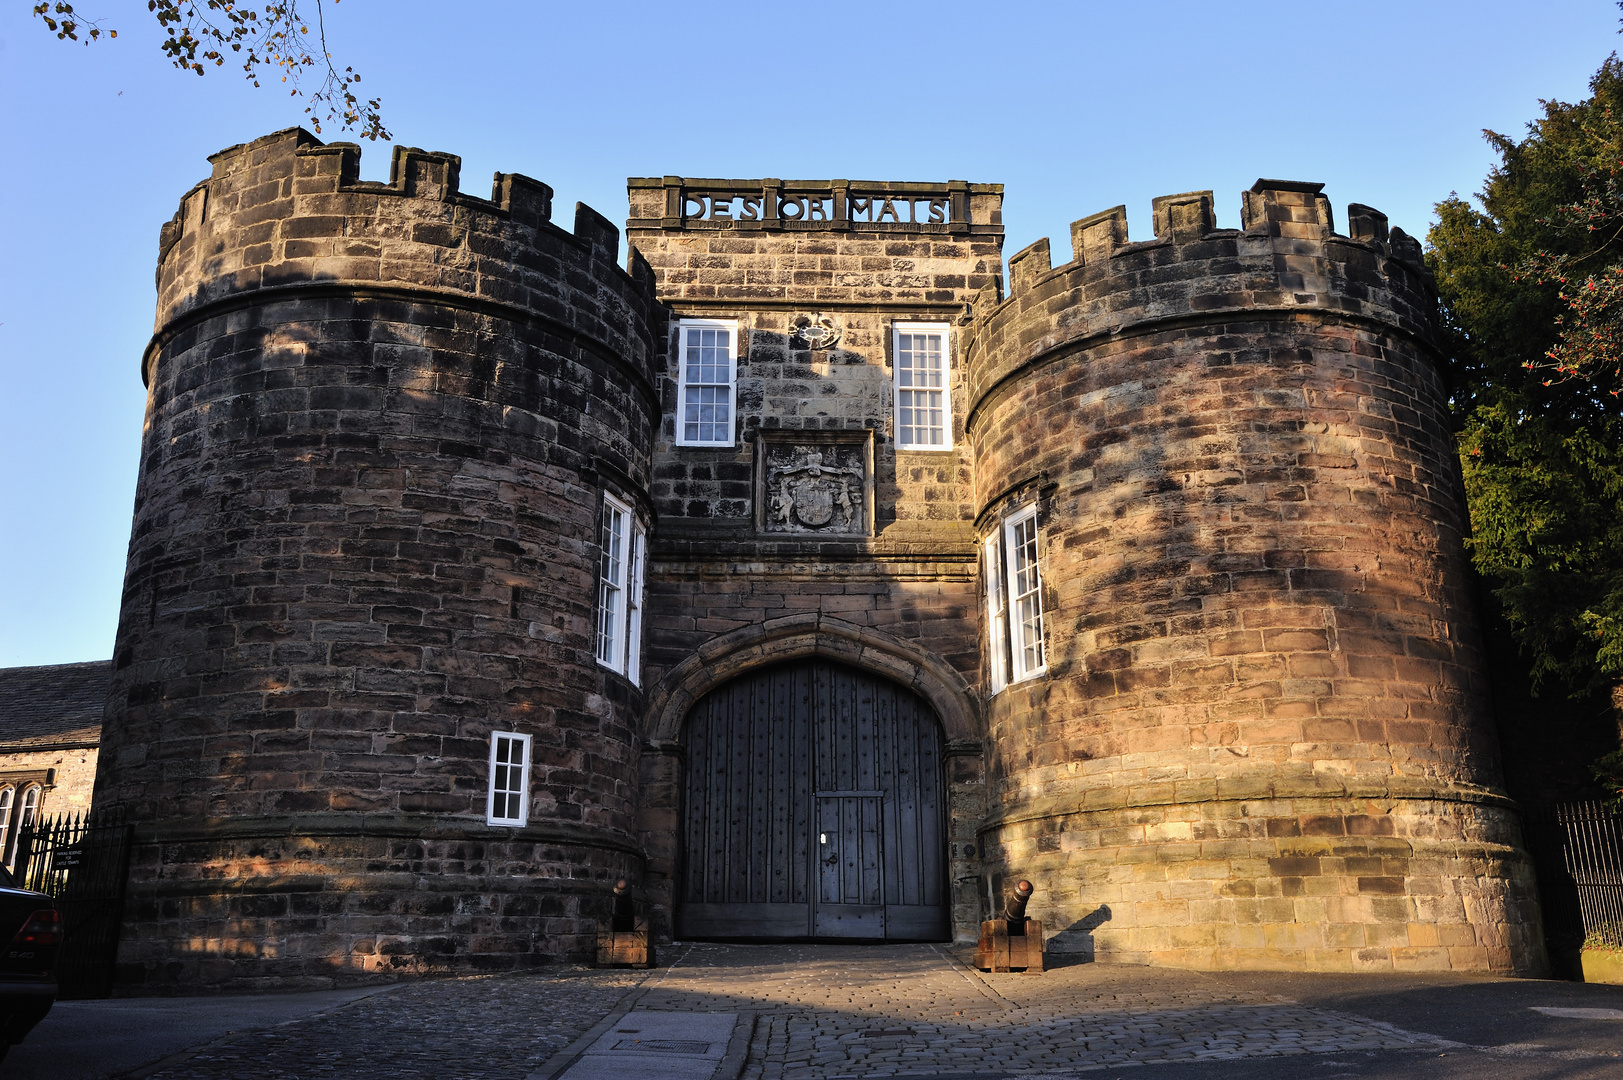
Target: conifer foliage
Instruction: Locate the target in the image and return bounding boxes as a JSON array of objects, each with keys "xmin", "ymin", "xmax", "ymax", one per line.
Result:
[{"xmin": 1429, "ymin": 48, "xmax": 1623, "ymax": 713}]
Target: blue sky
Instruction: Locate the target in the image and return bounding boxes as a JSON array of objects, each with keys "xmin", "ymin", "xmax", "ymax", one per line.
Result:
[{"xmin": 1, "ymin": 0, "xmax": 1619, "ymax": 667}]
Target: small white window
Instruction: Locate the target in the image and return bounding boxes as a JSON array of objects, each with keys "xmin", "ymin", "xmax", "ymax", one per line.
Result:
[
  {"xmin": 1004, "ymin": 507, "xmax": 1046, "ymax": 681},
  {"xmin": 596, "ymin": 494, "xmax": 647, "ymax": 684},
  {"xmin": 676, "ymin": 319, "xmax": 737, "ymax": 446},
  {"xmin": 893, "ymin": 322, "xmax": 952, "ymax": 450},
  {"xmin": 487, "ymin": 732, "xmax": 532, "ymax": 827}
]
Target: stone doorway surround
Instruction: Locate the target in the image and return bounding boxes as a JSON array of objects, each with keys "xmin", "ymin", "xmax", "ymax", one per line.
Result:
[{"xmin": 637, "ymin": 615, "xmax": 985, "ymax": 944}]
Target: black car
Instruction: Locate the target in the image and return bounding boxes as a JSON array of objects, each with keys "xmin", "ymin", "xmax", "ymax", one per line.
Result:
[{"xmin": 0, "ymin": 865, "xmax": 59, "ymax": 1060}]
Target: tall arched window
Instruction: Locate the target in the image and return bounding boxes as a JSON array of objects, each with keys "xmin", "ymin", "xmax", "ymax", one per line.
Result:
[
  {"xmin": 10, "ymin": 787, "xmax": 42, "ymax": 869},
  {"xmin": 18, "ymin": 787, "xmax": 40, "ymax": 835},
  {"xmin": 0, "ymin": 787, "xmax": 15, "ymax": 870},
  {"xmin": 0, "ymin": 788, "xmax": 13, "ymax": 866}
]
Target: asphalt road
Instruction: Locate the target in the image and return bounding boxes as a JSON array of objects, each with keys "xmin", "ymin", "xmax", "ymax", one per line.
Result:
[{"xmin": 1207, "ymin": 967, "xmax": 1623, "ymax": 1056}]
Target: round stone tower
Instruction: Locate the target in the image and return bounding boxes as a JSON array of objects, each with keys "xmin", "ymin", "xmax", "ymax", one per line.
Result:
[
  {"xmin": 966, "ymin": 182, "xmax": 1544, "ymax": 973},
  {"xmin": 96, "ymin": 128, "xmax": 660, "ymax": 988}
]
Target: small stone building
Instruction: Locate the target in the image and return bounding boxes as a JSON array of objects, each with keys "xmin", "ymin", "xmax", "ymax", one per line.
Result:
[
  {"xmin": 90, "ymin": 129, "xmax": 1545, "ymax": 989},
  {"xmin": 0, "ymin": 661, "xmax": 108, "ymax": 866}
]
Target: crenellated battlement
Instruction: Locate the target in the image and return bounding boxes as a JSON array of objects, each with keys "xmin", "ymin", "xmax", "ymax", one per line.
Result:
[
  {"xmin": 149, "ymin": 127, "xmax": 657, "ymax": 390},
  {"xmin": 965, "ymin": 180, "xmax": 1436, "ymax": 424}
]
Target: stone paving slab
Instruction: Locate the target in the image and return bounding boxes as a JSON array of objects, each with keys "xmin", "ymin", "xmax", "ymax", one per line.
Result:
[{"xmin": 554, "ymin": 1010, "xmax": 737, "ymax": 1080}]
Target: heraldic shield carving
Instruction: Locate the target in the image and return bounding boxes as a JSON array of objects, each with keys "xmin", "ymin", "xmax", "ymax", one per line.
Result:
[{"xmin": 755, "ymin": 432, "xmax": 874, "ymax": 536}]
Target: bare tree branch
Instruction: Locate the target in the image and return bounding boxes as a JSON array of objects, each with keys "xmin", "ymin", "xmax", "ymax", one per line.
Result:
[{"xmin": 32, "ymin": 1, "xmax": 389, "ymax": 140}]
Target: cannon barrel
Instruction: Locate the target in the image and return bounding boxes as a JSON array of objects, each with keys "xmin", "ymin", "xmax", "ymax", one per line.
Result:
[
  {"xmin": 1004, "ymin": 879, "xmax": 1034, "ymax": 922},
  {"xmin": 611, "ymin": 878, "xmax": 635, "ymax": 928}
]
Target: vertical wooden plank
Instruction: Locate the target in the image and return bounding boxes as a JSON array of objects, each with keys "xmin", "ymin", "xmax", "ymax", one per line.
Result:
[
  {"xmin": 850, "ymin": 792, "xmax": 863, "ymax": 902},
  {"xmin": 918, "ymin": 697, "xmax": 943, "ymax": 907},
  {"xmin": 750, "ymin": 667, "xmax": 771, "ymax": 905},
  {"xmin": 876, "ymin": 680, "xmax": 902, "ymax": 908},
  {"xmin": 769, "ymin": 664, "xmax": 790, "ymax": 904},
  {"xmin": 727, "ymin": 679, "xmax": 752, "ymax": 903},
  {"xmin": 699, "ymin": 697, "xmax": 716, "ymax": 905},
  {"xmin": 793, "ymin": 661, "xmax": 812, "ymax": 908},
  {"xmin": 906, "ymin": 693, "xmax": 928, "ymax": 908},
  {"xmin": 896, "ymin": 690, "xmax": 914, "ymax": 912},
  {"xmin": 817, "ymin": 796, "xmax": 836, "ymax": 905},
  {"xmin": 680, "ymin": 698, "xmax": 704, "ymax": 903},
  {"xmin": 854, "ymin": 670, "xmax": 875, "ymax": 792},
  {"xmin": 719, "ymin": 687, "xmax": 735, "ymax": 903},
  {"xmin": 862, "ymin": 795, "xmax": 883, "ymax": 907},
  {"xmin": 829, "ymin": 665, "xmax": 848, "ymax": 792},
  {"xmin": 819, "ymin": 662, "xmax": 833, "ymax": 792},
  {"xmin": 707, "ymin": 691, "xmax": 728, "ymax": 903}
]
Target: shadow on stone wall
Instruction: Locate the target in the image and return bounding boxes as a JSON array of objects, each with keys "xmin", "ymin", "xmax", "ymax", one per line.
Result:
[{"xmin": 1045, "ymin": 904, "xmax": 1112, "ymax": 966}]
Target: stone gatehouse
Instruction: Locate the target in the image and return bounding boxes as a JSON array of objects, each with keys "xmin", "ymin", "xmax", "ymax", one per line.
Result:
[{"xmin": 91, "ymin": 128, "xmax": 1545, "ymax": 989}]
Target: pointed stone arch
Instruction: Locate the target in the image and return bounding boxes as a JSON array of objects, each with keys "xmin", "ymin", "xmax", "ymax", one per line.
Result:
[{"xmin": 643, "ymin": 613, "xmax": 981, "ymax": 746}]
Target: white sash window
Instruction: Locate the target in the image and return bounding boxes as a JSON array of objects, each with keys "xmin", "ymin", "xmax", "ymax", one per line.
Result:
[
  {"xmin": 985, "ymin": 534, "xmax": 1009, "ymax": 694},
  {"xmin": 676, "ymin": 320, "xmax": 737, "ymax": 446},
  {"xmin": 596, "ymin": 494, "xmax": 647, "ymax": 684},
  {"xmin": 894, "ymin": 323, "xmax": 951, "ymax": 450},
  {"xmin": 986, "ymin": 504, "xmax": 1046, "ymax": 691},
  {"xmin": 1005, "ymin": 508, "xmax": 1046, "ymax": 680}
]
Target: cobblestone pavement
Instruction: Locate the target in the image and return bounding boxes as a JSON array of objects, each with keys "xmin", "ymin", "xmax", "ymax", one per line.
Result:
[
  {"xmin": 115, "ymin": 943, "xmax": 1623, "ymax": 1080},
  {"xmin": 640, "ymin": 944, "xmax": 1450, "ymax": 1078},
  {"xmin": 141, "ymin": 968, "xmax": 645, "ymax": 1080}
]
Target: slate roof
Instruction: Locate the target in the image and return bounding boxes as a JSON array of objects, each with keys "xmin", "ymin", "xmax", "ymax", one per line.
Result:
[{"xmin": 0, "ymin": 661, "xmax": 110, "ymax": 750}]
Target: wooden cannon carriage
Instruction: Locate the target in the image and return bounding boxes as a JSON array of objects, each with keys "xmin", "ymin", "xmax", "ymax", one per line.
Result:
[
  {"xmin": 974, "ymin": 878, "xmax": 1044, "ymax": 973},
  {"xmin": 595, "ymin": 878, "xmax": 654, "ymax": 968}
]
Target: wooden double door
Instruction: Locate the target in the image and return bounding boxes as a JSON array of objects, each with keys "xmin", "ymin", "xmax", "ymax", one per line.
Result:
[{"xmin": 677, "ymin": 659, "xmax": 948, "ymax": 941}]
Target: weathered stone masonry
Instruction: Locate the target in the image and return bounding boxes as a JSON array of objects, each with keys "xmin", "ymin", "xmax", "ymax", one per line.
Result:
[
  {"xmin": 96, "ymin": 132, "xmax": 1544, "ymax": 988},
  {"xmin": 625, "ymin": 176, "xmax": 1004, "ymax": 942},
  {"xmin": 97, "ymin": 128, "xmax": 658, "ymax": 987},
  {"xmin": 967, "ymin": 185, "xmax": 1542, "ymax": 972}
]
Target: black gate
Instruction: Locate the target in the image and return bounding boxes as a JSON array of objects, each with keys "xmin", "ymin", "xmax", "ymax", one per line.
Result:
[
  {"xmin": 678, "ymin": 659, "xmax": 947, "ymax": 941},
  {"xmin": 16, "ymin": 813, "xmax": 134, "ymax": 999},
  {"xmin": 1523, "ymin": 800, "xmax": 1623, "ymax": 977}
]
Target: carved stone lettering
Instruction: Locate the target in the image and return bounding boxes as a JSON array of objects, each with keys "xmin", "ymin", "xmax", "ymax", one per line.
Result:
[{"xmin": 672, "ymin": 183, "xmax": 961, "ymax": 228}]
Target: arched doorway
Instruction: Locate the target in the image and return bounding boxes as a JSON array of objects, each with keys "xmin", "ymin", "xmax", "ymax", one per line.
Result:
[{"xmin": 676, "ymin": 659, "xmax": 948, "ymax": 941}]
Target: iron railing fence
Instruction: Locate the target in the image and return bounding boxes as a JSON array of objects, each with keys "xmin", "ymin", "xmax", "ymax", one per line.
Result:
[
  {"xmin": 16, "ymin": 812, "xmax": 134, "ymax": 999},
  {"xmin": 1522, "ymin": 800, "xmax": 1623, "ymax": 971}
]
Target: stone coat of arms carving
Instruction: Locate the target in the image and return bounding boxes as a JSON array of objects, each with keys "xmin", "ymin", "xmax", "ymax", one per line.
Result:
[{"xmin": 758, "ymin": 437, "xmax": 871, "ymax": 535}]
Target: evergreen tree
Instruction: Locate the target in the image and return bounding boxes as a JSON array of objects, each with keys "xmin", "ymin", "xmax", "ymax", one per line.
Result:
[{"xmin": 1428, "ymin": 52, "xmax": 1623, "ymax": 799}]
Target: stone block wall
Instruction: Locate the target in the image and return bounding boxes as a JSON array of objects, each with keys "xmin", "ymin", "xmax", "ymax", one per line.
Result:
[
  {"xmin": 626, "ymin": 179, "xmax": 1002, "ymax": 940},
  {"xmin": 97, "ymin": 129, "xmax": 658, "ymax": 988},
  {"xmin": 964, "ymin": 182, "xmax": 1544, "ymax": 973},
  {"xmin": 94, "ymin": 146, "xmax": 1552, "ymax": 982},
  {"xmin": 0, "ymin": 742, "xmax": 98, "ymax": 820}
]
